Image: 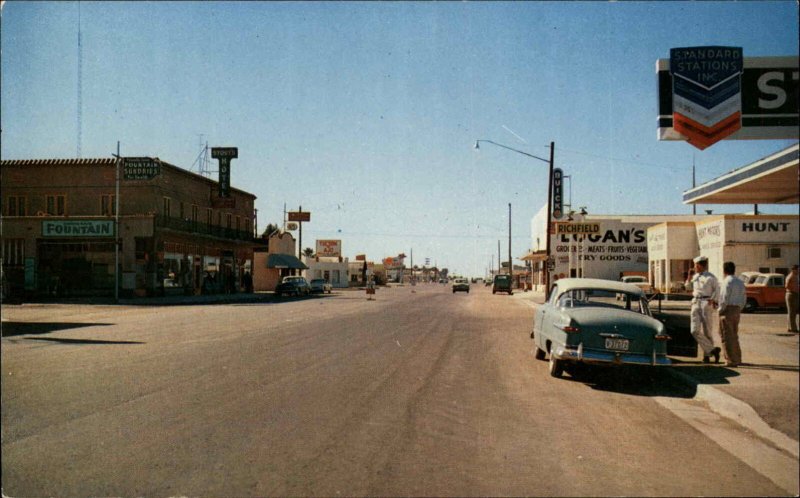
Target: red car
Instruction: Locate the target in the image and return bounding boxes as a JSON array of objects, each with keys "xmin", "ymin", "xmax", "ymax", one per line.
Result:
[{"xmin": 745, "ymin": 273, "xmax": 786, "ymax": 312}]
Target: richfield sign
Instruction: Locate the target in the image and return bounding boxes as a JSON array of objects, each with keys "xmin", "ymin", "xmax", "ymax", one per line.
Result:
[{"xmin": 657, "ymin": 51, "xmax": 799, "ymax": 149}]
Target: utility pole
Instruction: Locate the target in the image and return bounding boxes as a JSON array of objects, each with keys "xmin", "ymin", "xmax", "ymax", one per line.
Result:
[
  {"xmin": 298, "ymin": 205, "xmax": 302, "ymax": 260},
  {"xmin": 692, "ymin": 155, "xmax": 697, "ymax": 215},
  {"xmin": 508, "ymin": 203, "xmax": 512, "ymax": 278},
  {"xmin": 497, "ymin": 240, "xmax": 501, "ymax": 276},
  {"xmin": 114, "ymin": 141, "xmax": 120, "ymax": 302}
]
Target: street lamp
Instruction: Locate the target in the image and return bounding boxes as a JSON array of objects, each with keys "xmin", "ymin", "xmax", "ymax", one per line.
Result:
[{"xmin": 475, "ymin": 139, "xmax": 555, "ymax": 292}]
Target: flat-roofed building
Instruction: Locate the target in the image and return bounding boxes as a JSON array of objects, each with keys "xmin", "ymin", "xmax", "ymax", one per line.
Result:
[{"xmin": 1, "ymin": 157, "xmax": 256, "ymax": 298}]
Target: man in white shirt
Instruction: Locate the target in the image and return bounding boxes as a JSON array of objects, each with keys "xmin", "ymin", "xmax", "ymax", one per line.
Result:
[
  {"xmin": 690, "ymin": 256, "xmax": 721, "ymax": 363},
  {"xmin": 718, "ymin": 261, "xmax": 746, "ymax": 367}
]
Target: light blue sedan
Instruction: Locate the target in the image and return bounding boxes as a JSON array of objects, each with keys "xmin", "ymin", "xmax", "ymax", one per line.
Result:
[{"xmin": 532, "ymin": 278, "xmax": 671, "ymax": 378}]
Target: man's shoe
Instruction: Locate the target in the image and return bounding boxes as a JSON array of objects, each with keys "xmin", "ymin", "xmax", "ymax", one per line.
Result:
[
  {"xmin": 712, "ymin": 347, "xmax": 721, "ymax": 364},
  {"xmin": 702, "ymin": 355, "xmax": 710, "ymax": 364}
]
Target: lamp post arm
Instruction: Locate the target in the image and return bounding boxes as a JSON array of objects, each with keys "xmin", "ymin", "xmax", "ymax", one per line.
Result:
[
  {"xmin": 476, "ymin": 140, "xmax": 550, "ymax": 164},
  {"xmin": 475, "ymin": 138, "xmax": 555, "ymax": 293}
]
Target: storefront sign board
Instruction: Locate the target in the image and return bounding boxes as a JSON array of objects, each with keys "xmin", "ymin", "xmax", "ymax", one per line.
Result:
[
  {"xmin": 42, "ymin": 220, "xmax": 115, "ymax": 237},
  {"xmin": 123, "ymin": 157, "xmax": 161, "ymax": 180}
]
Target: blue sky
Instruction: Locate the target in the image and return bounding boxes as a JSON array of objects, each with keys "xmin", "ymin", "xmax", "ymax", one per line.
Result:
[{"xmin": 2, "ymin": 1, "xmax": 797, "ymax": 277}]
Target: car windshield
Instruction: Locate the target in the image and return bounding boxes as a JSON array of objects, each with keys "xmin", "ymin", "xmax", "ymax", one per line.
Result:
[
  {"xmin": 754, "ymin": 275, "xmax": 770, "ymax": 285},
  {"xmin": 556, "ymin": 288, "xmax": 650, "ymax": 315},
  {"xmin": 283, "ymin": 277, "xmax": 303, "ymax": 283},
  {"xmin": 495, "ymin": 276, "xmax": 509, "ymax": 282}
]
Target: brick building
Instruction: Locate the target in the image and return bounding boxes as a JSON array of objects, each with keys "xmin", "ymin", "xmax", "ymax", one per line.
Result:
[{"xmin": 1, "ymin": 157, "xmax": 256, "ymax": 298}]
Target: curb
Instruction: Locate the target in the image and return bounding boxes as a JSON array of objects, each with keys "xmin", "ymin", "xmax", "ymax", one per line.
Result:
[{"xmin": 665, "ymin": 367, "xmax": 799, "ymax": 458}]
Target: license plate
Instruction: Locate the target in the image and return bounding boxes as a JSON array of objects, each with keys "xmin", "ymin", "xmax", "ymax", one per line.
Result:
[{"xmin": 605, "ymin": 338, "xmax": 630, "ymax": 351}]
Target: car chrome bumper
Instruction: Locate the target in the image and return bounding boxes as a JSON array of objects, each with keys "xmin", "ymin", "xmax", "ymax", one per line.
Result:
[{"xmin": 553, "ymin": 344, "xmax": 671, "ymax": 367}]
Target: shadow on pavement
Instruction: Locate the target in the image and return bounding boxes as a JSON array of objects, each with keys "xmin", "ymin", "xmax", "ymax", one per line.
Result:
[
  {"xmin": 557, "ymin": 364, "xmax": 699, "ymax": 398},
  {"xmin": 1, "ymin": 321, "xmax": 113, "ymax": 337},
  {"xmin": 734, "ymin": 363, "xmax": 799, "ymax": 373},
  {"xmin": 25, "ymin": 337, "xmax": 144, "ymax": 345}
]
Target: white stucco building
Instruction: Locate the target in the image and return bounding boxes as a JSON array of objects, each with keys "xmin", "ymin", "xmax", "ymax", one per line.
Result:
[{"xmin": 649, "ymin": 214, "xmax": 799, "ymax": 293}]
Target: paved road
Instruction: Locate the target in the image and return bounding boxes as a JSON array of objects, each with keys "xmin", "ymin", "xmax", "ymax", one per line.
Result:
[{"xmin": 1, "ymin": 284, "xmax": 791, "ymax": 496}]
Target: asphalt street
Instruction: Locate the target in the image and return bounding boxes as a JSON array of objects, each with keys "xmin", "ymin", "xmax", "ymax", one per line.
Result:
[{"xmin": 1, "ymin": 284, "xmax": 793, "ymax": 496}]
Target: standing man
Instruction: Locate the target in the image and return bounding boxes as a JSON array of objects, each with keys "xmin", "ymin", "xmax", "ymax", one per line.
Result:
[
  {"xmin": 690, "ymin": 256, "xmax": 722, "ymax": 363},
  {"xmin": 718, "ymin": 261, "xmax": 746, "ymax": 367},
  {"xmin": 786, "ymin": 264, "xmax": 799, "ymax": 333}
]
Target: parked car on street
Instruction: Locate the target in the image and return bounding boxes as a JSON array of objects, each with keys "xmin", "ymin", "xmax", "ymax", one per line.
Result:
[
  {"xmin": 744, "ymin": 273, "xmax": 786, "ymax": 312},
  {"xmin": 275, "ymin": 276, "xmax": 311, "ymax": 297},
  {"xmin": 309, "ymin": 278, "xmax": 332, "ymax": 294},
  {"xmin": 452, "ymin": 278, "xmax": 470, "ymax": 293},
  {"xmin": 532, "ymin": 278, "xmax": 671, "ymax": 378},
  {"xmin": 738, "ymin": 271, "xmax": 762, "ymax": 285},
  {"xmin": 618, "ymin": 275, "xmax": 653, "ymax": 299},
  {"xmin": 492, "ymin": 274, "xmax": 513, "ymax": 295}
]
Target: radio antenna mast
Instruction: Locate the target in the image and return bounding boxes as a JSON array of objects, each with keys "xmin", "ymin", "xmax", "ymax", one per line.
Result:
[
  {"xmin": 76, "ymin": 1, "xmax": 83, "ymax": 158},
  {"xmin": 190, "ymin": 134, "xmax": 212, "ymax": 177}
]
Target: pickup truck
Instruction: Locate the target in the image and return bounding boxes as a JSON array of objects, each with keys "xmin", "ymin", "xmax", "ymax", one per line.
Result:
[{"xmin": 744, "ymin": 273, "xmax": 786, "ymax": 312}]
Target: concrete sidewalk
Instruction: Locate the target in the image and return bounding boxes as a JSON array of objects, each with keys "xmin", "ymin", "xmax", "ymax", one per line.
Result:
[{"xmin": 511, "ymin": 289, "xmax": 800, "ymax": 453}]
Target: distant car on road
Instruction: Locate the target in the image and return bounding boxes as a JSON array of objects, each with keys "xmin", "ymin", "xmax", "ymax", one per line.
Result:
[
  {"xmin": 492, "ymin": 274, "xmax": 513, "ymax": 295},
  {"xmin": 275, "ymin": 276, "xmax": 311, "ymax": 297},
  {"xmin": 617, "ymin": 275, "xmax": 653, "ymax": 299},
  {"xmin": 532, "ymin": 278, "xmax": 671, "ymax": 379},
  {"xmin": 309, "ymin": 278, "xmax": 332, "ymax": 294},
  {"xmin": 744, "ymin": 273, "xmax": 786, "ymax": 312},
  {"xmin": 620, "ymin": 275, "xmax": 653, "ymax": 294},
  {"xmin": 452, "ymin": 278, "xmax": 470, "ymax": 293}
]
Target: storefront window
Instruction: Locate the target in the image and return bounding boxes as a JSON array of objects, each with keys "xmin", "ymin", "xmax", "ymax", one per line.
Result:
[
  {"xmin": 6, "ymin": 196, "xmax": 26, "ymax": 216},
  {"xmin": 101, "ymin": 194, "xmax": 116, "ymax": 216},
  {"xmin": 46, "ymin": 195, "xmax": 66, "ymax": 215}
]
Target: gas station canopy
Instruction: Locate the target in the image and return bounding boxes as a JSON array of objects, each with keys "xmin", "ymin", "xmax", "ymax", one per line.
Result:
[{"xmin": 683, "ymin": 143, "xmax": 799, "ymax": 205}]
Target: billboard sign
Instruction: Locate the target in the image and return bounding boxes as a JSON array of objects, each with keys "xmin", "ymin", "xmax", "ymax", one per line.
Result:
[
  {"xmin": 658, "ymin": 55, "xmax": 799, "ymax": 146},
  {"xmin": 287, "ymin": 211, "xmax": 311, "ymax": 222},
  {"xmin": 316, "ymin": 239, "xmax": 342, "ymax": 257},
  {"xmin": 123, "ymin": 157, "xmax": 161, "ymax": 180}
]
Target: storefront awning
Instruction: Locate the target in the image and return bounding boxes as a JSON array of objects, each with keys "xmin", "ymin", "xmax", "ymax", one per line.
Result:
[
  {"xmin": 683, "ymin": 143, "xmax": 799, "ymax": 205},
  {"xmin": 520, "ymin": 250, "xmax": 548, "ymax": 262},
  {"xmin": 266, "ymin": 253, "xmax": 308, "ymax": 270}
]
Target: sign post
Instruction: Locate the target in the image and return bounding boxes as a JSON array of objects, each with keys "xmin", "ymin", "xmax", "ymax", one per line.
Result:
[{"xmin": 288, "ymin": 208, "xmax": 311, "ymax": 259}]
